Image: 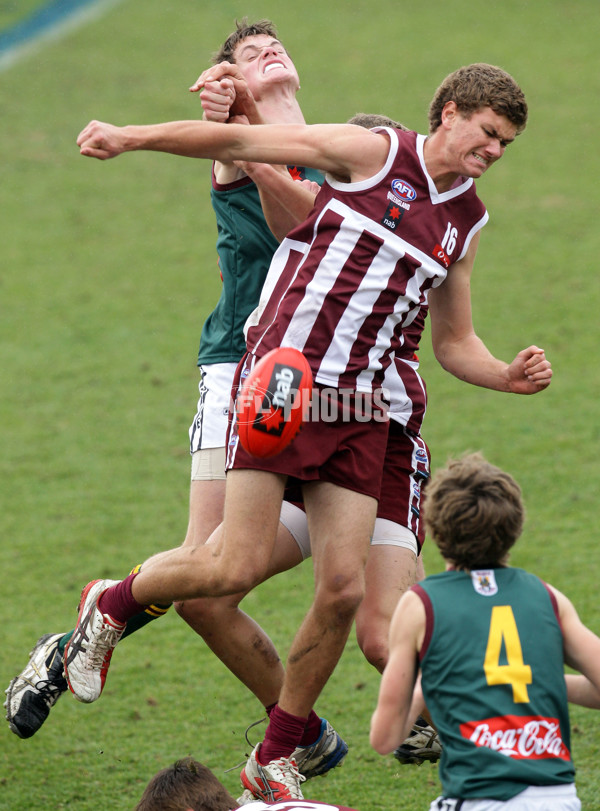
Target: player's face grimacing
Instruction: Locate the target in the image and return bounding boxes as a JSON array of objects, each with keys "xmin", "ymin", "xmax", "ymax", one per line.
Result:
[
  {"xmin": 443, "ymin": 103, "xmax": 517, "ymax": 179},
  {"xmin": 233, "ymin": 34, "xmax": 300, "ymax": 99}
]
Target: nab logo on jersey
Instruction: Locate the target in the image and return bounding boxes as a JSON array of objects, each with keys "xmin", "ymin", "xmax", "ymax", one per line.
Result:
[
  {"xmin": 382, "ymin": 201, "xmax": 405, "ymax": 231},
  {"xmin": 391, "ymin": 179, "xmax": 417, "ymax": 202}
]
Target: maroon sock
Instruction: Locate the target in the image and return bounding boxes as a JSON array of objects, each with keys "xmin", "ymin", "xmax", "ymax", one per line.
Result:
[
  {"xmin": 299, "ymin": 710, "xmax": 322, "ymax": 746},
  {"xmin": 258, "ymin": 704, "xmax": 307, "ymax": 764},
  {"xmin": 265, "ymin": 703, "xmax": 277, "ymax": 716},
  {"xmin": 97, "ymin": 573, "xmax": 148, "ymax": 624}
]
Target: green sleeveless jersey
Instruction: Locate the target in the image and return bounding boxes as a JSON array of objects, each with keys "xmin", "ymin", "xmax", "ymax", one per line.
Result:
[
  {"xmin": 197, "ymin": 166, "xmax": 323, "ymax": 366},
  {"xmin": 415, "ymin": 567, "xmax": 574, "ymax": 800}
]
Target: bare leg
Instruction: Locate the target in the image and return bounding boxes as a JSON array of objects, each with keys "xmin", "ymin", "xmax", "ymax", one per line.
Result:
[
  {"xmin": 355, "ymin": 545, "xmax": 417, "ymax": 673},
  {"xmin": 276, "ymin": 482, "xmax": 376, "ymax": 720},
  {"xmin": 175, "ymin": 477, "xmax": 304, "ymax": 706},
  {"xmin": 131, "ymin": 469, "xmax": 286, "ymax": 604},
  {"xmin": 416, "ymin": 552, "xmax": 426, "ymax": 581},
  {"xmin": 183, "ymin": 478, "xmax": 226, "ymax": 546},
  {"xmin": 362, "ymin": 545, "xmax": 436, "ymax": 738}
]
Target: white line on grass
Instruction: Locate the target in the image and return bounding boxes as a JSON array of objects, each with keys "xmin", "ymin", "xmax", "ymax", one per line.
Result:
[{"xmin": 0, "ymin": 0, "xmax": 126, "ymax": 72}]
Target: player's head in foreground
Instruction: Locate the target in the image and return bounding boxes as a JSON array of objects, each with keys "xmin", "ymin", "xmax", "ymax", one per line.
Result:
[
  {"xmin": 428, "ymin": 62, "xmax": 528, "ymax": 135},
  {"xmin": 135, "ymin": 757, "xmax": 237, "ymax": 811},
  {"xmin": 424, "ymin": 452, "xmax": 525, "ymax": 571}
]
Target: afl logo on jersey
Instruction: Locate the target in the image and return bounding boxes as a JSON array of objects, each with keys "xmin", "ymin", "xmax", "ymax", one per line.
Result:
[{"xmin": 391, "ymin": 179, "xmax": 417, "ymax": 202}]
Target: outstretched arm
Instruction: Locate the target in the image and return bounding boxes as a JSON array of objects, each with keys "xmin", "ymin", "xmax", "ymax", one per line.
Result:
[
  {"xmin": 429, "ymin": 235, "xmax": 553, "ymax": 394},
  {"xmin": 76, "ymin": 119, "xmax": 390, "ymax": 183}
]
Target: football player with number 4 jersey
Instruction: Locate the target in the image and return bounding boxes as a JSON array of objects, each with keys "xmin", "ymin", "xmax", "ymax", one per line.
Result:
[{"xmin": 371, "ymin": 453, "xmax": 600, "ymax": 810}]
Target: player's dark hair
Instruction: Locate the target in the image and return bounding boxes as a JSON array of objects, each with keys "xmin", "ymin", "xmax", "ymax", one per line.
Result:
[
  {"xmin": 213, "ymin": 18, "xmax": 280, "ymax": 64},
  {"xmin": 347, "ymin": 113, "xmax": 409, "ymax": 131},
  {"xmin": 135, "ymin": 757, "xmax": 237, "ymax": 811},
  {"xmin": 428, "ymin": 63, "xmax": 528, "ymax": 135},
  {"xmin": 424, "ymin": 452, "xmax": 525, "ymax": 570}
]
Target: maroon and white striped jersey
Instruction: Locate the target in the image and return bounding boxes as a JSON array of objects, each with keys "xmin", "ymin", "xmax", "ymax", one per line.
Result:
[
  {"xmin": 384, "ymin": 305, "xmax": 428, "ymax": 432},
  {"xmin": 246, "ymin": 129, "xmax": 488, "ymax": 421}
]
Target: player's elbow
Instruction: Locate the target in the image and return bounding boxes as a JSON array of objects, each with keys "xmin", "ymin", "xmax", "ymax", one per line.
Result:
[
  {"xmin": 369, "ymin": 723, "xmax": 395, "ymax": 756},
  {"xmin": 432, "ymin": 345, "xmax": 455, "ymax": 376}
]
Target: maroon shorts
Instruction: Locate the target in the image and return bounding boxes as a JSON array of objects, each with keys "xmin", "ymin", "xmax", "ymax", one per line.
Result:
[
  {"xmin": 378, "ymin": 420, "xmax": 430, "ymax": 551},
  {"xmin": 226, "ymin": 355, "xmax": 389, "ymax": 502},
  {"xmin": 278, "ymin": 416, "xmax": 430, "ymax": 552}
]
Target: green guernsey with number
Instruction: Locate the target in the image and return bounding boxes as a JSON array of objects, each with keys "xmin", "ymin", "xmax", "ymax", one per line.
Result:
[{"xmin": 415, "ymin": 567, "xmax": 575, "ymax": 801}]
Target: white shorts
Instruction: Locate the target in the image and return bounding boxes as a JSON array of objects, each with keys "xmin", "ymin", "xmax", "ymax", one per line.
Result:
[
  {"xmin": 274, "ymin": 509, "xmax": 418, "ymax": 560},
  {"xmin": 430, "ymin": 784, "xmax": 580, "ymax": 811},
  {"xmin": 371, "ymin": 517, "xmax": 418, "ymax": 556},
  {"xmin": 279, "ymin": 501, "xmax": 311, "ymax": 560},
  {"xmin": 189, "ymin": 362, "xmax": 237, "ymax": 453}
]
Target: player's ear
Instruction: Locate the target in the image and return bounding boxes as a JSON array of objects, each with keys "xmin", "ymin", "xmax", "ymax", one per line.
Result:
[{"xmin": 441, "ymin": 101, "xmax": 458, "ymax": 129}]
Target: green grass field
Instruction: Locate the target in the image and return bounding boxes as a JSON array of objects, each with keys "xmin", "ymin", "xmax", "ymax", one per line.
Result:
[{"xmin": 1, "ymin": 0, "xmax": 599, "ymax": 808}]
